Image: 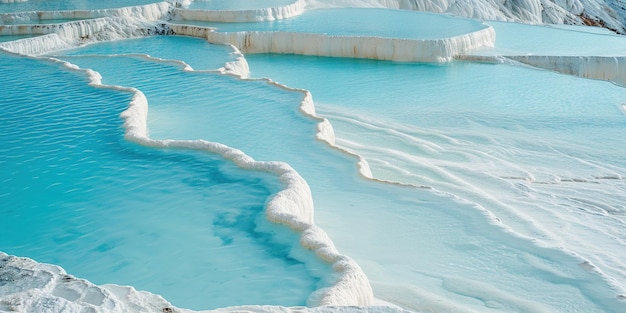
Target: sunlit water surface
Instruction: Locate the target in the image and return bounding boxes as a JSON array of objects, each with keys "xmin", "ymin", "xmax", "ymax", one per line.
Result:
[
  {"xmin": 187, "ymin": 8, "xmax": 489, "ymax": 40},
  {"xmin": 0, "ymin": 18, "xmax": 90, "ymax": 25},
  {"xmin": 0, "ymin": 50, "xmax": 322, "ymax": 310},
  {"xmin": 58, "ymin": 36, "xmax": 238, "ymax": 71},
  {"xmin": 244, "ymin": 54, "xmax": 626, "ymax": 312},
  {"xmin": 43, "ymin": 35, "xmax": 626, "ymax": 312},
  {"xmin": 0, "ymin": 0, "xmax": 161, "ymax": 13},
  {"xmin": 481, "ymin": 20, "xmax": 626, "ymax": 56},
  {"xmin": 185, "ymin": 0, "xmax": 298, "ymax": 10},
  {"xmin": 0, "ymin": 34, "xmax": 34, "ymax": 42},
  {"xmin": 0, "ymin": 1, "xmax": 625, "ymax": 312}
]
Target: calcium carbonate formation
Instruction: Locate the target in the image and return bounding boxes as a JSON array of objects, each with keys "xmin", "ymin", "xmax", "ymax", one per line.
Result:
[
  {"xmin": 1, "ymin": 0, "xmax": 623, "ymax": 82},
  {"xmin": 322, "ymin": 0, "xmax": 626, "ymax": 34},
  {"xmin": 1, "ymin": 0, "xmax": 625, "ymax": 313},
  {"xmin": 202, "ymin": 26, "xmax": 495, "ymax": 62},
  {"xmin": 171, "ymin": 0, "xmax": 307, "ymax": 22},
  {"xmin": 506, "ymin": 55, "xmax": 626, "ymax": 86}
]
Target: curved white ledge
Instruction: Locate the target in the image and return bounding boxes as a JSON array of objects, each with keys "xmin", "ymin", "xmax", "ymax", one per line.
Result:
[
  {"xmin": 0, "ymin": 251, "xmax": 401, "ymax": 313},
  {"xmin": 171, "ymin": 0, "xmax": 306, "ymax": 22},
  {"xmin": 0, "ymin": 3, "xmax": 171, "ymax": 55},
  {"xmin": 203, "ymin": 26, "xmax": 495, "ymax": 62},
  {"xmin": 344, "ymin": 0, "xmax": 625, "ymax": 34},
  {"xmin": 113, "ymin": 60, "xmax": 375, "ymax": 307},
  {"xmin": 167, "ymin": 8, "xmax": 495, "ymax": 62},
  {"xmin": 505, "ymin": 55, "xmax": 626, "ymax": 87},
  {"xmin": 167, "ymin": 23, "xmax": 215, "ymax": 38},
  {"xmin": 459, "ymin": 54, "xmax": 626, "ymax": 87},
  {"xmin": 0, "ymin": 18, "xmax": 108, "ymax": 36},
  {"xmin": 0, "ymin": 2, "xmax": 170, "ymax": 23}
]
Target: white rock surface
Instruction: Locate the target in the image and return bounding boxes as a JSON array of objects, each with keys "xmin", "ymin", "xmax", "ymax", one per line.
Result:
[
  {"xmin": 506, "ymin": 55, "xmax": 626, "ymax": 86},
  {"xmin": 312, "ymin": 0, "xmax": 626, "ymax": 33},
  {"xmin": 1, "ymin": 0, "xmax": 625, "ymax": 312},
  {"xmin": 204, "ymin": 26, "xmax": 495, "ymax": 62},
  {"xmin": 0, "ymin": 252, "xmax": 183, "ymax": 313},
  {"xmin": 0, "ymin": 2, "xmax": 171, "ymax": 55},
  {"xmin": 0, "ymin": 252, "xmax": 399, "ymax": 313},
  {"xmin": 171, "ymin": 0, "xmax": 307, "ymax": 22}
]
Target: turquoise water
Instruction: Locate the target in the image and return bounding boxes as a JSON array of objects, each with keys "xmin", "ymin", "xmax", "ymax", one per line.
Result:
[
  {"xmin": 0, "ymin": 34, "xmax": 34, "ymax": 42},
  {"xmin": 192, "ymin": 8, "xmax": 489, "ymax": 39},
  {"xmin": 1, "ymin": 1, "xmax": 626, "ymax": 313},
  {"xmin": 1, "ymin": 18, "xmax": 88, "ymax": 25},
  {"xmin": 0, "ymin": 0, "xmax": 161, "ymax": 13},
  {"xmin": 55, "ymin": 55, "xmax": 316, "ymax": 164},
  {"xmin": 244, "ymin": 54, "xmax": 626, "ymax": 312},
  {"xmin": 46, "ymin": 35, "xmax": 626, "ymax": 311},
  {"xmin": 186, "ymin": 0, "xmax": 297, "ymax": 10},
  {"xmin": 0, "ymin": 52, "xmax": 320, "ymax": 310},
  {"xmin": 58, "ymin": 36, "xmax": 238, "ymax": 71},
  {"xmin": 482, "ymin": 21, "xmax": 626, "ymax": 56}
]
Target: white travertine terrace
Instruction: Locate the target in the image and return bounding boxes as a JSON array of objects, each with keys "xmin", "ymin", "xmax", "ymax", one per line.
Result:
[
  {"xmin": 1, "ymin": 0, "xmax": 626, "ymax": 312},
  {"xmin": 167, "ymin": 23, "xmax": 214, "ymax": 39},
  {"xmin": 119, "ymin": 81, "xmax": 375, "ymax": 308},
  {"xmin": 202, "ymin": 27, "xmax": 495, "ymax": 62},
  {"xmin": 0, "ymin": 1, "xmax": 171, "ymax": 23},
  {"xmin": 0, "ymin": 18, "xmax": 109, "ymax": 37},
  {"xmin": 0, "ymin": 252, "xmax": 399, "ymax": 312},
  {"xmin": 171, "ymin": 0, "xmax": 307, "ymax": 22},
  {"xmin": 331, "ymin": 0, "xmax": 626, "ymax": 34},
  {"xmin": 168, "ymin": 8, "xmax": 497, "ymax": 63},
  {"xmin": 459, "ymin": 54, "xmax": 626, "ymax": 87},
  {"xmin": 0, "ymin": 2, "xmax": 171, "ymax": 54},
  {"xmin": 504, "ymin": 55, "xmax": 626, "ymax": 86}
]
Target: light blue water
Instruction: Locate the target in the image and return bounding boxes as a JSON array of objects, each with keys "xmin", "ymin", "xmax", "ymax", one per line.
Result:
[
  {"xmin": 57, "ymin": 55, "xmax": 316, "ymax": 163},
  {"xmin": 0, "ymin": 0, "xmax": 161, "ymax": 13},
  {"xmin": 1, "ymin": 2, "xmax": 626, "ymax": 313},
  {"xmin": 244, "ymin": 53, "xmax": 626, "ymax": 311},
  {"xmin": 0, "ymin": 51, "xmax": 321, "ymax": 310},
  {"xmin": 48, "ymin": 35, "xmax": 626, "ymax": 311},
  {"xmin": 186, "ymin": 0, "xmax": 297, "ymax": 10},
  {"xmin": 0, "ymin": 34, "xmax": 33, "ymax": 42},
  {"xmin": 57, "ymin": 36, "xmax": 238, "ymax": 71},
  {"xmin": 482, "ymin": 21, "xmax": 626, "ymax": 56},
  {"xmin": 189, "ymin": 8, "xmax": 488, "ymax": 39},
  {"xmin": 1, "ymin": 18, "xmax": 88, "ymax": 25}
]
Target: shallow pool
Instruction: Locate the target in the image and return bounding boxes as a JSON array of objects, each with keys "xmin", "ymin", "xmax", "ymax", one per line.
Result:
[
  {"xmin": 0, "ymin": 0, "xmax": 161, "ymax": 13},
  {"xmin": 185, "ymin": 0, "xmax": 297, "ymax": 10},
  {"xmin": 194, "ymin": 8, "xmax": 490, "ymax": 40},
  {"xmin": 0, "ymin": 50, "xmax": 322, "ymax": 310}
]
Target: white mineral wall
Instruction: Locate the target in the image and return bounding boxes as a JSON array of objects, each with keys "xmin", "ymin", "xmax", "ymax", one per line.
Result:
[
  {"xmin": 506, "ymin": 55, "xmax": 626, "ymax": 86},
  {"xmin": 168, "ymin": 23, "xmax": 214, "ymax": 38},
  {"xmin": 0, "ymin": 18, "xmax": 108, "ymax": 36},
  {"xmin": 323, "ymin": 0, "xmax": 626, "ymax": 33},
  {"xmin": 0, "ymin": 250, "xmax": 401, "ymax": 313},
  {"xmin": 0, "ymin": 252, "xmax": 180, "ymax": 313},
  {"xmin": 0, "ymin": 18, "xmax": 124, "ymax": 55},
  {"xmin": 0, "ymin": 2, "xmax": 170, "ymax": 24},
  {"xmin": 204, "ymin": 26, "xmax": 495, "ymax": 62},
  {"xmin": 110, "ymin": 57, "xmax": 375, "ymax": 307},
  {"xmin": 97, "ymin": 1, "xmax": 170, "ymax": 21},
  {"xmin": 0, "ymin": 33, "xmax": 68, "ymax": 54},
  {"xmin": 172, "ymin": 0, "xmax": 306, "ymax": 22},
  {"xmin": 0, "ymin": 18, "xmax": 112, "ymax": 55},
  {"xmin": 0, "ymin": 3, "xmax": 171, "ymax": 55}
]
